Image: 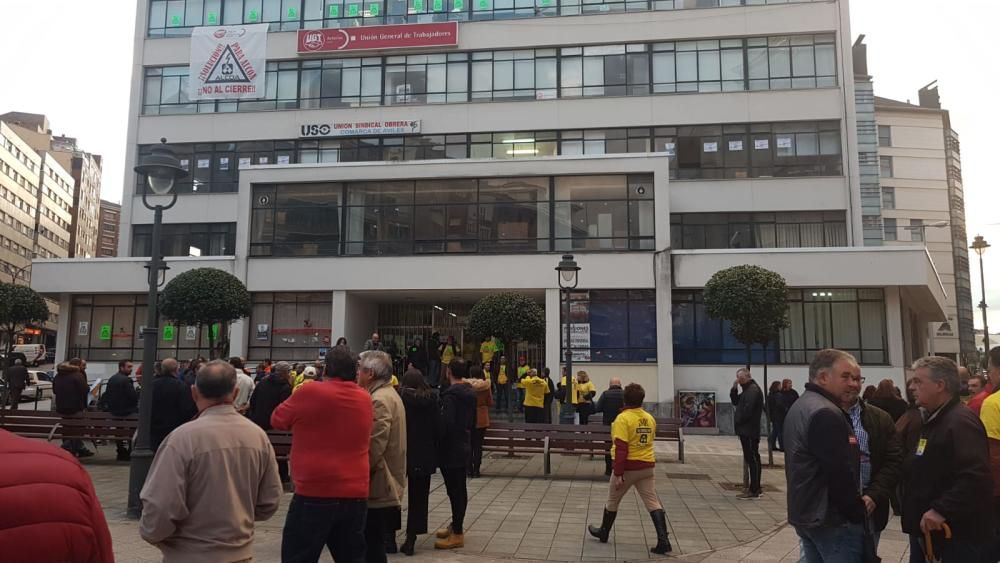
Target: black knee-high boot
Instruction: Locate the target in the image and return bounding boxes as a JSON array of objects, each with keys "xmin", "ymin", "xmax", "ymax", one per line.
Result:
[
  {"xmin": 649, "ymin": 509, "xmax": 672, "ymax": 554},
  {"xmin": 587, "ymin": 509, "xmax": 617, "ymax": 543}
]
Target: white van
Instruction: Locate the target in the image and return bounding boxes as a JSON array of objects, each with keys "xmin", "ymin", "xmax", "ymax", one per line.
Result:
[{"xmin": 13, "ymin": 344, "xmax": 46, "ymax": 366}]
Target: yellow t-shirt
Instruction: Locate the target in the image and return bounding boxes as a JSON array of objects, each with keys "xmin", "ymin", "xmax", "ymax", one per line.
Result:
[
  {"xmin": 498, "ymin": 365, "xmax": 508, "ymax": 385},
  {"xmin": 441, "ymin": 344, "xmax": 456, "ymax": 365},
  {"xmin": 483, "ymin": 368, "xmax": 492, "ymax": 382},
  {"xmin": 480, "ymin": 339, "xmax": 497, "ymax": 364},
  {"xmin": 522, "ymin": 376, "xmax": 550, "ymax": 408},
  {"xmin": 560, "ymin": 377, "xmax": 597, "ymax": 405},
  {"xmin": 292, "ymin": 379, "xmax": 314, "ymax": 394},
  {"xmin": 517, "ymin": 365, "xmax": 530, "ymax": 380},
  {"xmin": 611, "ymin": 408, "xmax": 657, "ymax": 463},
  {"xmin": 391, "ymin": 374, "xmax": 399, "ymax": 388},
  {"xmin": 981, "ymin": 392, "xmax": 1000, "ymax": 440}
]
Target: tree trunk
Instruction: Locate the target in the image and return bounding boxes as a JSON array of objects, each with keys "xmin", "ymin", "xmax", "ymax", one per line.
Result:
[{"xmin": 763, "ymin": 341, "xmax": 774, "ymax": 467}]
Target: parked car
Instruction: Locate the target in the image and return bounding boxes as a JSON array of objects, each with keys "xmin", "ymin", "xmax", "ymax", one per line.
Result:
[
  {"xmin": 12, "ymin": 344, "xmax": 46, "ymax": 367},
  {"xmin": 22, "ymin": 370, "xmax": 53, "ymax": 401}
]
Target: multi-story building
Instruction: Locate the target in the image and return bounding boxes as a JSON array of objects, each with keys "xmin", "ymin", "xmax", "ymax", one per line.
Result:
[
  {"xmin": 0, "ymin": 112, "xmax": 103, "ymax": 259},
  {"xmin": 0, "ymin": 118, "xmax": 76, "ymax": 347},
  {"xmin": 874, "ymin": 84, "xmax": 976, "ymax": 363},
  {"xmin": 32, "ymin": 0, "xmax": 949, "ymax": 425},
  {"xmin": 98, "ymin": 200, "xmax": 121, "ymax": 257}
]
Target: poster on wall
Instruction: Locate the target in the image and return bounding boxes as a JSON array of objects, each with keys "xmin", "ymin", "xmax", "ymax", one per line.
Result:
[
  {"xmin": 560, "ymin": 323, "xmax": 591, "ymax": 362},
  {"xmin": 676, "ymin": 390, "xmax": 717, "ymax": 428},
  {"xmin": 256, "ymin": 323, "xmax": 271, "ymax": 341},
  {"xmin": 189, "ymin": 24, "xmax": 269, "ymax": 100},
  {"xmin": 185, "ymin": 326, "xmax": 198, "ymax": 341},
  {"xmin": 78, "ymin": 321, "xmax": 89, "ymax": 337}
]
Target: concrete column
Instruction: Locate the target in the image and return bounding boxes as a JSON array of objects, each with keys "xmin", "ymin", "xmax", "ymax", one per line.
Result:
[
  {"xmin": 654, "ymin": 252, "xmax": 674, "ymax": 407},
  {"xmin": 55, "ymin": 293, "xmax": 72, "ymax": 363},
  {"xmin": 885, "ymin": 287, "xmax": 905, "ymax": 369},
  {"xmin": 229, "ymin": 318, "xmax": 247, "ymax": 358},
  {"xmin": 332, "ymin": 290, "xmax": 347, "ymax": 343},
  {"xmin": 545, "ymin": 288, "xmax": 561, "ymax": 375}
]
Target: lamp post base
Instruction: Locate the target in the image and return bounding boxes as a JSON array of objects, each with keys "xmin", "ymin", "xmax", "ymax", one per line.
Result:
[
  {"xmin": 126, "ymin": 447, "xmax": 155, "ymax": 519},
  {"xmin": 559, "ymin": 404, "xmax": 576, "ymax": 425}
]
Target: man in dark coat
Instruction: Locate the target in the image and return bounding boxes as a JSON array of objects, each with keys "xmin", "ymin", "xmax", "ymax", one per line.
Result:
[
  {"xmin": 248, "ymin": 361, "xmax": 293, "ymax": 482},
  {"xmin": 4, "ymin": 359, "xmax": 28, "ymax": 409},
  {"xmin": 595, "ymin": 377, "xmax": 625, "ymax": 475},
  {"xmin": 730, "ymin": 367, "xmax": 764, "ymax": 499},
  {"xmin": 99, "ymin": 360, "xmax": 139, "ymax": 461},
  {"xmin": 434, "ymin": 358, "xmax": 477, "ymax": 549},
  {"xmin": 839, "ymin": 364, "xmax": 901, "ymax": 547},
  {"xmin": 150, "ymin": 358, "xmax": 195, "ymax": 451},
  {"xmin": 406, "ymin": 337, "xmax": 428, "ymax": 377},
  {"xmin": 53, "ymin": 362, "xmax": 92, "ymax": 457},
  {"xmin": 904, "ymin": 356, "xmax": 993, "ymax": 561}
]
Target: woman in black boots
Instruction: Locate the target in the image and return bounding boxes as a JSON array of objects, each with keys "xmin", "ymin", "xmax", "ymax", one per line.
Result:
[
  {"xmin": 587, "ymin": 383, "xmax": 672, "ymax": 555},
  {"xmin": 399, "ymin": 368, "xmax": 440, "ymax": 556}
]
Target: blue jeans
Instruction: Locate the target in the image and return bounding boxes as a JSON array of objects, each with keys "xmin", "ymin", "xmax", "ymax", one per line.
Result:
[
  {"xmin": 282, "ymin": 495, "xmax": 367, "ymax": 563},
  {"xmin": 428, "ymin": 360, "xmax": 441, "ymax": 387},
  {"xmin": 908, "ymin": 534, "xmax": 983, "ymax": 563},
  {"xmin": 796, "ymin": 523, "xmax": 863, "ymax": 562}
]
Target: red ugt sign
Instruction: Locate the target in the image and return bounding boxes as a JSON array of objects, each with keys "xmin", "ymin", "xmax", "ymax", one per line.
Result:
[{"xmin": 297, "ymin": 22, "xmax": 458, "ymax": 54}]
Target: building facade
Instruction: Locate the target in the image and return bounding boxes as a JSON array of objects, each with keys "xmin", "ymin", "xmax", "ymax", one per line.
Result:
[
  {"xmin": 0, "ymin": 112, "xmax": 104, "ymax": 259},
  {"xmin": 0, "ymin": 118, "xmax": 76, "ymax": 347},
  {"xmin": 874, "ymin": 85, "xmax": 976, "ymax": 363},
  {"xmin": 32, "ymin": 0, "xmax": 949, "ymax": 426},
  {"xmin": 98, "ymin": 200, "xmax": 121, "ymax": 257}
]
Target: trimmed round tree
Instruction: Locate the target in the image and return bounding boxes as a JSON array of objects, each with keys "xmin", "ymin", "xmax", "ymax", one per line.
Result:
[
  {"xmin": 468, "ymin": 292, "xmax": 545, "ymax": 420},
  {"xmin": 0, "ymin": 283, "xmax": 50, "ymax": 372},
  {"xmin": 159, "ymin": 268, "xmax": 252, "ymax": 360},
  {"xmin": 703, "ymin": 264, "xmax": 789, "ymax": 465}
]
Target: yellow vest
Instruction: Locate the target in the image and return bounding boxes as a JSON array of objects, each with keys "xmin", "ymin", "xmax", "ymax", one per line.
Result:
[
  {"xmin": 441, "ymin": 344, "xmax": 456, "ymax": 364},
  {"xmin": 560, "ymin": 377, "xmax": 597, "ymax": 405},
  {"xmin": 522, "ymin": 376, "xmax": 549, "ymax": 408},
  {"xmin": 612, "ymin": 408, "xmax": 656, "ymax": 463},
  {"xmin": 498, "ymin": 365, "xmax": 508, "ymax": 385},
  {"xmin": 480, "ymin": 339, "xmax": 497, "ymax": 363},
  {"xmin": 982, "ymin": 392, "xmax": 1000, "ymax": 440}
]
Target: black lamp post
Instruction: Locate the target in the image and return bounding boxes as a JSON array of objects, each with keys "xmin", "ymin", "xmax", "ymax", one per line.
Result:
[
  {"xmin": 971, "ymin": 235, "xmax": 991, "ymax": 368},
  {"xmin": 127, "ymin": 139, "xmax": 187, "ymax": 518},
  {"xmin": 556, "ymin": 254, "xmax": 580, "ymax": 425}
]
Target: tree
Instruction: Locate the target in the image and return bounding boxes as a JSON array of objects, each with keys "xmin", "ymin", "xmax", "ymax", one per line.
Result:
[
  {"xmin": 467, "ymin": 293, "xmax": 546, "ymax": 420},
  {"xmin": 0, "ymin": 283, "xmax": 50, "ymax": 373},
  {"xmin": 703, "ymin": 265, "xmax": 789, "ymax": 466},
  {"xmin": 159, "ymin": 268, "xmax": 251, "ymax": 360}
]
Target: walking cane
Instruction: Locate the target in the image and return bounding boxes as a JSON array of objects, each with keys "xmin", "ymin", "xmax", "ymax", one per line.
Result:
[{"xmin": 920, "ymin": 523, "xmax": 952, "ymax": 563}]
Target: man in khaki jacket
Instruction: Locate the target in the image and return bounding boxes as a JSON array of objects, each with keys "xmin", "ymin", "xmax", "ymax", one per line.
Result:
[
  {"xmin": 140, "ymin": 360, "xmax": 282, "ymax": 563},
  {"xmin": 358, "ymin": 350, "xmax": 407, "ymax": 563}
]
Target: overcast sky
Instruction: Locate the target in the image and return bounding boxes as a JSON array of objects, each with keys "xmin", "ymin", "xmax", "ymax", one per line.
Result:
[{"xmin": 1, "ymin": 0, "xmax": 999, "ymax": 330}]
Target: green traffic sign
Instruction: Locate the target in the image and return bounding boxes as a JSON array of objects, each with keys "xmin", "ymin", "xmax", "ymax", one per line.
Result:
[
  {"xmin": 348, "ymin": 3, "xmax": 360, "ymax": 16},
  {"xmin": 414, "ymin": 0, "xmax": 425, "ymax": 11},
  {"xmin": 433, "ymin": 0, "xmax": 443, "ymax": 11},
  {"xmin": 207, "ymin": 12, "xmax": 218, "ymax": 24},
  {"xmin": 170, "ymin": 14, "xmax": 182, "ymax": 26},
  {"xmin": 247, "ymin": 9, "xmax": 259, "ymax": 22},
  {"xmin": 478, "ymin": 0, "xmax": 488, "ymax": 9},
  {"xmin": 368, "ymin": 3, "xmax": 380, "ymax": 16},
  {"xmin": 455, "ymin": 0, "xmax": 464, "ymax": 10},
  {"xmin": 100, "ymin": 325, "xmax": 112, "ymax": 341},
  {"xmin": 163, "ymin": 326, "xmax": 175, "ymax": 341},
  {"xmin": 211, "ymin": 324, "xmax": 220, "ymax": 340},
  {"xmin": 287, "ymin": 7, "xmax": 298, "ymax": 19},
  {"xmin": 328, "ymin": 3, "xmax": 340, "ymax": 16}
]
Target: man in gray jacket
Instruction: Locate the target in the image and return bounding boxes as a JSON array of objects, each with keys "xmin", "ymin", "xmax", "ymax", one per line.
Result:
[
  {"xmin": 730, "ymin": 368, "xmax": 764, "ymax": 499},
  {"xmin": 784, "ymin": 349, "xmax": 866, "ymax": 562}
]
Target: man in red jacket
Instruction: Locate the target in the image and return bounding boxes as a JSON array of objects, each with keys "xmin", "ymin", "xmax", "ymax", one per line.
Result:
[
  {"xmin": 272, "ymin": 345, "xmax": 374, "ymax": 563},
  {"xmin": 0, "ymin": 429, "xmax": 114, "ymax": 562}
]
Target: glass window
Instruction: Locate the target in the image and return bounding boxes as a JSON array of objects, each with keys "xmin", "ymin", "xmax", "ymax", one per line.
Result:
[
  {"xmin": 878, "ymin": 125, "xmax": 892, "ymax": 147},
  {"xmin": 561, "ymin": 290, "xmax": 656, "ymax": 363},
  {"xmin": 671, "ymin": 211, "xmax": 847, "ymax": 250},
  {"xmin": 880, "ymin": 156, "xmax": 893, "ymax": 178},
  {"xmin": 882, "ymin": 187, "xmax": 895, "ymax": 210},
  {"xmin": 131, "ymin": 223, "xmax": 237, "ymax": 257},
  {"xmin": 883, "ymin": 218, "xmax": 897, "ymax": 241},
  {"xmin": 248, "ymin": 292, "xmax": 333, "ymax": 361},
  {"xmin": 910, "ymin": 219, "xmax": 924, "ymax": 242}
]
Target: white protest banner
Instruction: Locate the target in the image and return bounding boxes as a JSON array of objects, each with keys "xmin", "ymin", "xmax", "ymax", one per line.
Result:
[{"xmin": 190, "ymin": 24, "xmax": 268, "ymax": 100}]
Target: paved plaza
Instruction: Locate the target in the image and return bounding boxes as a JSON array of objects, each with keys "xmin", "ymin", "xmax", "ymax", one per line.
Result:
[{"xmin": 84, "ymin": 435, "xmax": 911, "ymax": 562}]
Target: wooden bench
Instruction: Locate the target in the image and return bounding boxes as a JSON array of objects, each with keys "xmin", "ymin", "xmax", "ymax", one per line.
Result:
[
  {"xmin": 267, "ymin": 430, "xmax": 292, "ymax": 462},
  {"xmin": 0, "ymin": 409, "xmax": 139, "ymax": 452}
]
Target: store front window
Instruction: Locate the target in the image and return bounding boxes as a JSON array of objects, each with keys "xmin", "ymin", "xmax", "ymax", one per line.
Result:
[
  {"xmin": 559, "ymin": 289, "xmax": 657, "ymax": 363},
  {"xmin": 248, "ymin": 293, "xmax": 333, "ymax": 361}
]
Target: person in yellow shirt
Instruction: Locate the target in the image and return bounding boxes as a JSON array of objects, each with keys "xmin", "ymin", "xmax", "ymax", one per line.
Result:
[
  {"xmin": 559, "ymin": 370, "xmax": 598, "ymax": 424},
  {"xmin": 519, "ymin": 369, "xmax": 549, "ymax": 423},
  {"xmin": 588, "ymin": 383, "xmax": 671, "ymax": 555},
  {"xmin": 515, "ymin": 356, "xmax": 531, "ymax": 414},
  {"xmin": 439, "ymin": 336, "xmax": 460, "ymax": 369},
  {"xmin": 495, "ymin": 355, "xmax": 511, "ymax": 413}
]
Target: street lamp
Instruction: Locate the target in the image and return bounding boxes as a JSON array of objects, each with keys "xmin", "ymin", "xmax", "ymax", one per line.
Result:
[
  {"xmin": 127, "ymin": 139, "xmax": 187, "ymax": 518},
  {"xmin": 556, "ymin": 254, "xmax": 580, "ymax": 425},
  {"xmin": 971, "ymin": 235, "xmax": 991, "ymax": 369}
]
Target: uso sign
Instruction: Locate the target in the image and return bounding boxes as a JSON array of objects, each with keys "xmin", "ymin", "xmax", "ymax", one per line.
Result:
[{"xmin": 298, "ymin": 22, "xmax": 458, "ymax": 54}]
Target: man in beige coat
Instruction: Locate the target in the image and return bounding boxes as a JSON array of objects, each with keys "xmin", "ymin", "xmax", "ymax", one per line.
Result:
[
  {"xmin": 358, "ymin": 350, "xmax": 407, "ymax": 563},
  {"xmin": 140, "ymin": 360, "xmax": 282, "ymax": 563}
]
